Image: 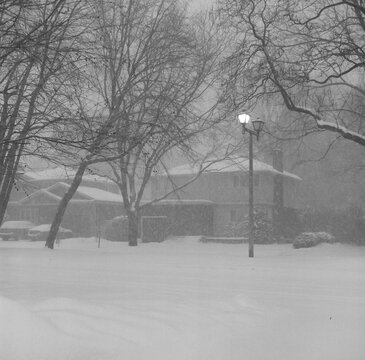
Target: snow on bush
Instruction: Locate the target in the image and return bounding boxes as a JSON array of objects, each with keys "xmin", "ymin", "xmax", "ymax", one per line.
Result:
[
  {"xmin": 293, "ymin": 232, "xmax": 335, "ymax": 249},
  {"xmin": 223, "ymin": 210, "xmax": 274, "ymax": 243}
]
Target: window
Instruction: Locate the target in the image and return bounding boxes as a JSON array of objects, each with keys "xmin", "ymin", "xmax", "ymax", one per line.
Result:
[
  {"xmin": 230, "ymin": 210, "xmax": 237, "ymax": 222},
  {"xmin": 233, "ymin": 174, "xmax": 258, "ymax": 187},
  {"xmin": 232, "ymin": 174, "xmax": 239, "ymax": 188}
]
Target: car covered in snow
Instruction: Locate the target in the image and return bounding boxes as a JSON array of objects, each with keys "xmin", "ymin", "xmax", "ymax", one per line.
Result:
[
  {"xmin": 0, "ymin": 220, "xmax": 35, "ymax": 240},
  {"xmin": 28, "ymin": 224, "xmax": 73, "ymax": 241}
]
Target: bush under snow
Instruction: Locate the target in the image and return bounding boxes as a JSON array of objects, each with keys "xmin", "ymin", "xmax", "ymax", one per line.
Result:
[{"xmin": 293, "ymin": 232, "xmax": 335, "ymax": 249}]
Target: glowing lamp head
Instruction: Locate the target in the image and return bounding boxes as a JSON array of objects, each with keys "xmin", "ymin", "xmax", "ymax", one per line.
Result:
[{"xmin": 238, "ymin": 113, "xmax": 250, "ymax": 124}]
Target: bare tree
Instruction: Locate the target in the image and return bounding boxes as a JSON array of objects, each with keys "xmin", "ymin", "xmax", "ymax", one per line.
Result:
[
  {"xmin": 0, "ymin": 0, "xmax": 90, "ymax": 224},
  {"xmin": 43, "ymin": 93, "xmax": 145, "ymax": 249},
  {"xmin": 80, "ymin": 0, "xmax": 231, "ymax": 246},
  {"xmin": 218, "ymin": 0, "xmax": 365, "ymax": 147}
]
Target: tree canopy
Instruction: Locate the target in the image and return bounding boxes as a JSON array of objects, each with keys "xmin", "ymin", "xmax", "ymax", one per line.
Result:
[
  {"xmin": 44, "ymin": 0, "xmax": 233, "ymax": 248},
  {"xmin": 0, "ymin": 0, "xmax": 91, "ymax": 223},
  {"xmin": 218, "ymin": 0, "xmax": 365, "ymax": 147}
]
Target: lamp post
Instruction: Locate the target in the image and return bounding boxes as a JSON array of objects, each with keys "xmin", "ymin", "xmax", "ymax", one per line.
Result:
[{"xmin": 238, "ymin": 114, "xmax": 265, "ymax": 258}]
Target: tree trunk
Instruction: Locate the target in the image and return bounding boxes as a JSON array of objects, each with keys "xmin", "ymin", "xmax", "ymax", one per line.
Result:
[
  {"xmin": 0, "ymin": 145, "xmax": 23, "ymax": 224},
  {"xmin": 272, "ymin": 149, "xmax": 284, "ymax": 237},
  {"xmin": 127, "ymin": 209, "xmax": 139, "ymax": 246},
  {"xmin": 0, "ymin": 168, "xmax": 15, "ymax": 224},
  {"xmin": 45, "ymin": 163, "xmax": 88, "ymax": 249}
]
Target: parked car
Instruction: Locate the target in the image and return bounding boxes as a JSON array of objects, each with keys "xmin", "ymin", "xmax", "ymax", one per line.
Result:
[
  {"xmin": 0, "ymin": 220, "xmax": 35, "ymax": 240},
  {"xmin": 28, "ymin": 224, "xmax": 73, "ymax": 241}
]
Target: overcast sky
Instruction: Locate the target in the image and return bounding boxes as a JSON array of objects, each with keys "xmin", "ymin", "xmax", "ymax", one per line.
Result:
[{"xmin": 188, "ymin": 0, "xmax": 214, "ymax": 13}]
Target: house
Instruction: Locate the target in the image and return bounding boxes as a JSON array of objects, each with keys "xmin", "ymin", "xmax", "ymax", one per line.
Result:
[
  {"xmin": 10, "ymin": 166, "xmax": 119, "ymax": 202},
  {"xmin": 7, "ymin": 167, "xmax": 123, "ymax": 236},
  {"xmin": 8, "ymin": 182, "xmax": 123, "ymax": 237},
  {"xmin": 6, "ymin": 159, "xmax": 301, "ymax": 240},
  {"xmin": 148, "ymin": 157, "xmax": 301, "ymax": 237}
]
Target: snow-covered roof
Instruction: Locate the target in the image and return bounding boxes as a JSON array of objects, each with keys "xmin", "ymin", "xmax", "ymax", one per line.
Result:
[
  {"xmin": 0, "ymin": 221, "xmax": 35, "ymax": 229},
  {"xmin": 18, "ymin": 182, "xmax": 123, "ymax": 204},
  {"xmin": 24, "ymin": 167, "xmax": 110, "ymax": 183},
  {"xmin": 148, "ymin": 199, "xmax": 213, "ymax": 206},
  {"xmin": 29, "ymin": 224, "xmax": 53, "ymax": 232},
  {"xmin": 161, "ymin": 157, "xmax": 301, "ymax": 180},
  {"xmin": 77, "ymin": 186, "xmax": 123, "ymax": 203},
  {"xmin": 29, "ymin": 224, "xmax": 70, "ymax": 232}
]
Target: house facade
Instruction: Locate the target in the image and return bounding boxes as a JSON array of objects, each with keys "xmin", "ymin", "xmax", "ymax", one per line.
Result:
[
  {"xmin": 149, "ymin": 157, "xmax": 301, "ymax": 237},
  {"xmin": 7, "ymin": 167, "xmax": 123, "ymax": 236},
  {"xmin": 6, "ymin": 161, "xmax": 302, "ymax": 240}
]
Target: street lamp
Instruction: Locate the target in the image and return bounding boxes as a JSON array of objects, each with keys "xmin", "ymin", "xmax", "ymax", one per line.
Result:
[{"xmin": 238, "ymin": 113, "xmax": 265, "ymax": 258}]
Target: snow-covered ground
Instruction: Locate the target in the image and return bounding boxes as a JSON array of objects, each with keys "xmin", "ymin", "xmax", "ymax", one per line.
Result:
[{"xmin": 1, "ymin": 237, "xmax": 365, "ymax": 360}]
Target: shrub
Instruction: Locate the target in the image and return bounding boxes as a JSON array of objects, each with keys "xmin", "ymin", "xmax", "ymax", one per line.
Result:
[
  {"xmin": 299, "ymin": 205, "xmax": 364, "ymax": 244},
  {"xmin": 223, "ymin": 220, "xmax": 248, "ymax": 238},
  {"xmin": 315, "ymin": 232, "xmax": 336, "ymax": 243},
  {"xmin": 223, "ymin": 210, "xmax": 275, "ymax": 244},
  {"xmin": 293, "ymin": 231, "xmax": 335, "ymax": 249},
  {"xmin": 253, "ymin": 210, "xmax": 274, "ymax": 244}
]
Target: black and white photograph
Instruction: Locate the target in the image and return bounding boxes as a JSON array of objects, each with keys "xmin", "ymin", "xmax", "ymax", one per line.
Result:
[{"xmin": 1, "ymin": 0, "xmax": 365, "ymax": 359}]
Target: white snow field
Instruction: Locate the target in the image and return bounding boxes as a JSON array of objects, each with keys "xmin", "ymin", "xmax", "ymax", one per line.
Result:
[{"xmin": 1, "ymin": 237, "xmax": 365, "ymax": 360}]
